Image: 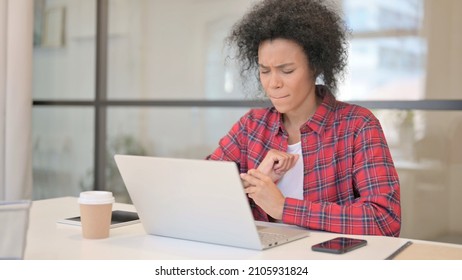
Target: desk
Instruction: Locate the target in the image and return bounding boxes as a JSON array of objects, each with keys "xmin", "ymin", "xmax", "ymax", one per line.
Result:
[{"xmin": 25, "ymin": 197, "xmax": 462, "ymax": 260}]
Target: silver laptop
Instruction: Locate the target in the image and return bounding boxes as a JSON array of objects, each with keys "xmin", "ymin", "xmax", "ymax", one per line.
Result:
[{"xmin": 114, "ymin": 154, "xmax": 309, "ymax": 250}]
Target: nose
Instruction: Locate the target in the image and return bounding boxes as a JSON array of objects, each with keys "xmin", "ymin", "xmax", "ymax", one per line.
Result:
[{"xmin": 269, "ymin": 72, "xmax": 282, "ymax": 89}]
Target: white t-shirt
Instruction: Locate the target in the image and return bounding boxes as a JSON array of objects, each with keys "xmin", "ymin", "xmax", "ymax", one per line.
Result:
[{"xmin": 277, "ymin": 142, "xmax": 304, "ymax": 200}]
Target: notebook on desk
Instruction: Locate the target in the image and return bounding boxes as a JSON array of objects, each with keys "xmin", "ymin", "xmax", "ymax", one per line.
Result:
[{"xmin": 114, "ymin": 154, "xmax": 309, "ymax": 250}]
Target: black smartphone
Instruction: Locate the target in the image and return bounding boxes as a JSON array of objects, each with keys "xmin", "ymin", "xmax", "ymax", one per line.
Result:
[
  {"xmin": 311, "ymin": 237, "xmax": 367, "ymax": 254},
  {"xmin": 63, "ymin": 210, "xmax": 139, "ymax": 225}
]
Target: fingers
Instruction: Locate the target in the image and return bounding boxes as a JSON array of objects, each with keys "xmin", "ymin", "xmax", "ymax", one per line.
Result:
[
  {"xmin": 273, "ymin": 152, "xmax": 299, "ymax": 172},
  {"xmin": 260, "ymin": 149, "xmax": 298, "ymax": 170},
  {"xmin": 240, "ymin": 170, "xmax": 265, "ymax": 195},
  {"xmin": 241, "ymin": 169, "xmax": 272, "ymax": 185},
  {"xmin": 241, "ymin": 173, "xmax": 257, "ymax": 199},
  {"xmin": 240, "ymin": 171, "xmax": 270, "ymax": 200},
  {"xmin": 240, "ymin": 170, "xmax": 285, "ymax": 220},
  {"xmin": 243, "ymin": 185, "xmax": 257, "ymax": 196},
  {"xmin": 256, "ymin": 149, "xmax": 300, "ymax": 182},
  {"xmin": 241, "ymin": 178, "xmax": 251, "ymax": 188}
]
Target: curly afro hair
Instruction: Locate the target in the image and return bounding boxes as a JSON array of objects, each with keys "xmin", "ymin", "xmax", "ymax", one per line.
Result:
[{"xmin": 227, "ymin": 0, "xmax": 349, "ymax": 95}]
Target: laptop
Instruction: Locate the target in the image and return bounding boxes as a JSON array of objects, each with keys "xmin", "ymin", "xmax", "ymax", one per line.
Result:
[{"xmin": 114, "ymin": 154, "xmax": 309, "ymax": 250}]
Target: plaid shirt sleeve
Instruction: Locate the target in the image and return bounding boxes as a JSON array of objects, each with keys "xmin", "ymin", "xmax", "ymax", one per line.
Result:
[
  {"xmin": 206, "ymin": 115, "xmax": 246, "ymax": 168},
  {"xmin": 206, "ymin": 110, "xmax": 274, "ymax": 222}
]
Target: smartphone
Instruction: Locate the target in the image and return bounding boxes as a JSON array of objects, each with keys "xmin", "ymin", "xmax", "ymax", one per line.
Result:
[{"xmin": 311, "ymin": 237, "xmax": 367, "ymax": 254}]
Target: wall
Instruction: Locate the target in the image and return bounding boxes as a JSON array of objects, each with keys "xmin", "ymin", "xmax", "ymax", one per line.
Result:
[{"xmin": 0, "ymin": 0, "xmax": 33, "ymax": 200}]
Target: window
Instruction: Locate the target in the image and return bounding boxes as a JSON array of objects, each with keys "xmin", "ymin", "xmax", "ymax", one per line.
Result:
[{"xmin": 340, "ymin": 0, "xmax": 426, "ymax": 100}]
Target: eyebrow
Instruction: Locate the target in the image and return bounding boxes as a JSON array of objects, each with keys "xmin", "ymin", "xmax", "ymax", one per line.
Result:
[{"xmin": 258, "ymin": 63, "xmax": 296, "ymax": 69}]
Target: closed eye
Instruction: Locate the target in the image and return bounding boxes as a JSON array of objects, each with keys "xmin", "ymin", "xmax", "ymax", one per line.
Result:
[
  {"xmin": 259, "ymin": 66, "xmax": 270, "ymax": 74},
  {"xmin": 282, "ymin": 69, "xmax": 295, "ymax": 74}
]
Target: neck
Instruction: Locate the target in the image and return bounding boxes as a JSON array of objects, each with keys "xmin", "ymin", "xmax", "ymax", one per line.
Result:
[
  {"xmin": 283, "ymin": 94, "xmax": 319, "ymax": 130},
  {"xmin": 283, "ymin": 94, "xmax": 320, "ymax": 145}
]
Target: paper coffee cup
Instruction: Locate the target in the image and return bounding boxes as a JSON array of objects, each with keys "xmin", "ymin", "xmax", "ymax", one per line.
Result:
[{"xmin": 78, "ymin": 191, "xmax": 115, "ymax": 239}]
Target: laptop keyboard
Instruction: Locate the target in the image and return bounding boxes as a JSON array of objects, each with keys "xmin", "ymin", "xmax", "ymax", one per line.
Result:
[{"xmin": 259, "ymin": 231, "xmax": 288, "ymax": 245}]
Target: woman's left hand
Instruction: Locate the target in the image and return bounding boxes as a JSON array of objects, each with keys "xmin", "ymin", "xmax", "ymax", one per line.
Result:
[{"xmin": 240, "ymin": 169, "xmax": 285, "ymax": 220}]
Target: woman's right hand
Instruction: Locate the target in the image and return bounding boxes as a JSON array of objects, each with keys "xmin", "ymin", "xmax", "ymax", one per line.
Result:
[{"xmin": 256, "ymin": 149, "xmax": 299, "ymax": 183}]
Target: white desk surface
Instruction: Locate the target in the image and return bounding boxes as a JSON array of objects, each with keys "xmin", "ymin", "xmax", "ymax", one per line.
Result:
[{"xmin": 25, "ymin": 197, "xmax": 462, "ymax": 260}]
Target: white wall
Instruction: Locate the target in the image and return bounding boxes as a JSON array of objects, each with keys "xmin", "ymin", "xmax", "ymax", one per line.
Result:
[
  {"xmin": 0, "ymin": 0, "xmax": 33, "ymax": 200},
  {"xmin": 423, "ymin": 0, "xmax": 462, "ymax": 237}
]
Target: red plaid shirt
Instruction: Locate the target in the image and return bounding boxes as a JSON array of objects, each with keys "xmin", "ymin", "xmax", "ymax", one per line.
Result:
[{"xmin": 207, "ymin": 86, "xmax": 401, "ymax": 236}]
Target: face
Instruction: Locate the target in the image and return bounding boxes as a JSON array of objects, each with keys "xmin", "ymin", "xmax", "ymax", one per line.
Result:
[{"xmin": 258, "ymin": 38, "xmax": 317, "ymax": 116}]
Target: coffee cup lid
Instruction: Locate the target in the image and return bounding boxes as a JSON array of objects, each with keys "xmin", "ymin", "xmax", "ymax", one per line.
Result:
[{"xmin": 78, "ymin": 191, "xmax": 115, "ymax": 205}]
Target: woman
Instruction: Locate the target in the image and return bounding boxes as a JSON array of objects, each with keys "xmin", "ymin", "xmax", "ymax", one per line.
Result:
[{"xmin": 207, "ymin": 0, "xmax": 401, "ymax": 236}]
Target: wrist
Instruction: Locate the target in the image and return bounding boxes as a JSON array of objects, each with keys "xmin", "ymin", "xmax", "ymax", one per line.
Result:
[{"xmin": 273, "ymin": 197, "xmax": 285, "ymax": 220}]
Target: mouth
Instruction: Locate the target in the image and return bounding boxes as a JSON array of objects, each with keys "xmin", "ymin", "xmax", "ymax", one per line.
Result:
[{"xmin": 269, "ymin": 94, "xmax": 290, "ymax": 100}]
